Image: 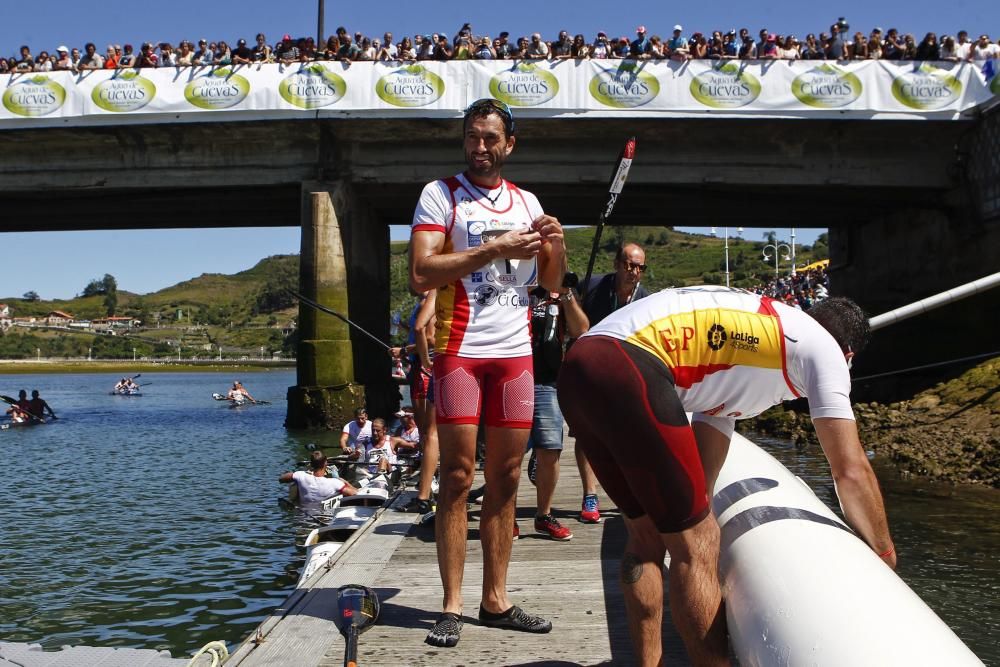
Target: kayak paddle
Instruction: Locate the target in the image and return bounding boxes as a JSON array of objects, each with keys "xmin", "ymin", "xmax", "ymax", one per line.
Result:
[{"xmin": 335, "ymin": 584, "xmax": 380, "ymax": 667}]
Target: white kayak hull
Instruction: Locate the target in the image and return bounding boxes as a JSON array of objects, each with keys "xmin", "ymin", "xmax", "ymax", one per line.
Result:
[
  {"xmin": 716, "ymin": 432, "xmax": 982, "ymax": 666},
  {"xmin": 295, "ymin": 486, "xmax": 391, "ymax": 588}
]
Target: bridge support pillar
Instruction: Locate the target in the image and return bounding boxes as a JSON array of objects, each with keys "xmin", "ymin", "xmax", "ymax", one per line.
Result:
[
  {"xmin": 286, "ymin": 181, "xmax": 396, "ymax": 429},
  {"xmin": 286, "ymin": 184, "xmax": 364, "ymax": 429}
]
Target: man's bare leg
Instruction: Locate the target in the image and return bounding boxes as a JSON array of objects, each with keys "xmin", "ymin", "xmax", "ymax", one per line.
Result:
[
  {"xmin": 434, "ymin": 423, "xmax": 477, "ymax": 615},
  {"xmin": 660, "ymin": 515, "xmax": 729, "ymax": 666},
  {"xmin": 415, "ymin": 410, "xmax": 439, "ymax": 501},
  {"xmin": 620, "ymin": 515, "xmax": 667, "ymax": 667},
  {"xmin": 480, "ymin": 425, "xmax": 529, "ymax": 613},
  {"xmin": 534, "ymin": 449, "xmax": 560, "ymax": 516}
]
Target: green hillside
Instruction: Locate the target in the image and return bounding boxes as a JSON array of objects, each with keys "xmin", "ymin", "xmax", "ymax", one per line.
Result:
[{"xmin": 1, "ymin": 229, "xmax": 825, "ymax": 359}]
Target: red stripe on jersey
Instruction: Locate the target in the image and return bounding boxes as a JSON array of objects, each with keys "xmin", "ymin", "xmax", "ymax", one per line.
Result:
[
  {"xmin": 444, "ymin": 281, "xmax": 471, "ymax": 356},
  {"xmin": 672, "ymin": 363, "xmax": 735, "ymax": 389},
  {"xmin": 441, "ymin": 177, "xmax": 461, "ymax": 236},
  {"xmin": 757, "ymin": 297, "xmax": 801, "ymax": 398},
  {"xmin": 413, "ymin": 223, "xmax": 445, "ymax": 233}
]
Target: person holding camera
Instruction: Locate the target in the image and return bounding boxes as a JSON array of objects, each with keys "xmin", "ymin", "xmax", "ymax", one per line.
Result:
[{"xmin": 523, "ymin": 267, "xmax": 589, "ymax": 541}]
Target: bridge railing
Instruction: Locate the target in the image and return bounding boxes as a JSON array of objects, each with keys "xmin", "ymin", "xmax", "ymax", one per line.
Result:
[{"xmin": 2, "ymin": 60, "xmax": 996, "ymax": 127}]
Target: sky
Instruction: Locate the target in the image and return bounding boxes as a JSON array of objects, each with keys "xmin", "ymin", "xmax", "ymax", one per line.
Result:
[{"xmin": 0, "ymin": 1, "xmax": 990, "ymax": 299}]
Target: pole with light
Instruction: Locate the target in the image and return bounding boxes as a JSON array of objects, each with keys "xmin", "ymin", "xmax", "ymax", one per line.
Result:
[
  {"xmin": 762, "ymin": 239, "xmax": 792, "ymax": 279},
  {"xmin": 710, "ymin": 226, "xmax": 732, "ymax": 288},
  {"xmin": 317, "ymin": 0, "xmax": 325, "ymax": 46},
  {"xmin": 790, "ymin": 228, "xmax": 797, "ymax": 276}
]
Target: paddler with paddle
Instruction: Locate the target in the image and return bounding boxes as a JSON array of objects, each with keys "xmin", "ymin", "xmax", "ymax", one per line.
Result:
[{"xmin": 227, "ymin": 380, "xmax": 257, "ymax": 404}]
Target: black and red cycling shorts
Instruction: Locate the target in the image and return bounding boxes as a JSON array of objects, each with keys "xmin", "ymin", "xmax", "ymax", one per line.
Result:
[{"xmin": 558, "ymin": 335, "xmax": 710, "ymax": 533}]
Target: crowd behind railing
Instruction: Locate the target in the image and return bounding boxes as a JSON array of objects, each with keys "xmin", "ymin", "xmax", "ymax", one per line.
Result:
[
  {"xmin": 3, "ymin": 18, "xmax": 999, "ymax": 74},
  {"xmin": 749, "ymin": 266, "xmax": 830, "ymax": 311}
]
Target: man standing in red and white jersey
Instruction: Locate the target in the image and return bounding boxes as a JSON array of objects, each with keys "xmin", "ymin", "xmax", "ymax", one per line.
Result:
[{"xmin": 409, "ymin": 98, "xmax": 566, "ymax": 647}]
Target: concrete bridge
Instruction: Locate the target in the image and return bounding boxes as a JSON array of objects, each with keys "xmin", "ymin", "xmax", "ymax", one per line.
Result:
[{"xmin": 1, "ymin": 96, "xmax": 998, "ymax": 420}]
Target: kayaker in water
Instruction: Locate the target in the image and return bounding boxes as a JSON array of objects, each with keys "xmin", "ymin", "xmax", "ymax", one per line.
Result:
[
  {"xmin": 114, "ymin": 377, "xmax": 139, "ymax": 395},
  {"xmin": 280, "ymin": 450, "xmax": 359, "ymax": 504},
  {"xmin": 227, "ymin": 380, "xmax": 256, "ymax": 404},
  {"xmin": 28, "ymin": 390, "xmax": 56, "ymax": 420},
  {"xmin": 6, "ymin": 390, "xmax": 31, "ymax": 423}
]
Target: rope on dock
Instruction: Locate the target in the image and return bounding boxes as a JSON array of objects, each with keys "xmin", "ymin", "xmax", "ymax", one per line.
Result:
[{"xmin": 186, "ymin": 640, "xmax": 229, "ymax": 667}]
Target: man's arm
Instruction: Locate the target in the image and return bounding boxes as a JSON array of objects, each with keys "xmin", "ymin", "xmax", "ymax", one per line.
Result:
[
  {"xmin": 409, "ymin": 228, "xmax": 542, "ymax": 293},
  {"xmin": 339, "ymin": 481, "xmax": 359, "ymax": 496},
  {"xmin": 533, "ymin": 214, "xmax": 565, "ymax": 292},
  {"xmin": 339, "ymin": 430, "xmax": 350, "ymax": 452},
  {"xmin": 813, "ymin": 417, "xmax": 896, "ymax": 568},
  {"xmin": 279, "ymin": 472, "xmax": 294, "ymax": 483},
  {"xmin": 415, "ymin": 289, "xmax": 437, "ymax": 369}
]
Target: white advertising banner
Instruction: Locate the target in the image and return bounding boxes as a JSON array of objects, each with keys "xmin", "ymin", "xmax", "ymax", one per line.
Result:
[{"xmin": 1, "ymin": 60, "xmax": 996, "ymax": 126}]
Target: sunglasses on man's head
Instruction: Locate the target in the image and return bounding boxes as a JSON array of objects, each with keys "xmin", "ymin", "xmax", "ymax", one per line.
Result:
[{"xmin": 464, "ymin": 97, "xmax": 515, "ymax": 134}]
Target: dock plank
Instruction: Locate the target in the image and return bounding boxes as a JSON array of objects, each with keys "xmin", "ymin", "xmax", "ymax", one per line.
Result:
[{"xmin": 234, "ymin": 434, "xmax": 691, "ymax": 666}]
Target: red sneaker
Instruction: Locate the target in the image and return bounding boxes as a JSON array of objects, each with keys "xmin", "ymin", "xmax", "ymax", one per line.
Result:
[
  {"xmin": 579, "ymin": 494, "xmax": 601, "ymax": 524},
  {"xmin": 534, "ymin": 514, "xmax": 573, "ymax": 541}
]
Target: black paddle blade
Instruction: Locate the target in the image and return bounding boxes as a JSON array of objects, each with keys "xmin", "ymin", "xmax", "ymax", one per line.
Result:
[
  {"xmin": 0, "ymin": 395, "xmax": 16, "ymax": 405},
  {"xmin": 336, "ymin": 585, "xmax": 379, "ymax": 667},
  {"xmin": 336, "ymin": 584, "xmax": 379, "ymax": 634}
]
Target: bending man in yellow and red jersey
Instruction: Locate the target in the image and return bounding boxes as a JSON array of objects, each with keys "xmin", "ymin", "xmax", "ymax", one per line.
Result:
[{"xmin": 558, "ymin": 286, "xmax": 895, "ymax": 667}]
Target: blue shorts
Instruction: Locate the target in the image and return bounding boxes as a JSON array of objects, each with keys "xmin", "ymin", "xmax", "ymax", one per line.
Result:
[{"xmin": 527, "ymin": 383, "xmax": 564, "ymax": 451}]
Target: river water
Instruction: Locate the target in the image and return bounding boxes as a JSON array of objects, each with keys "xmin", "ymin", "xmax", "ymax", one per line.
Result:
[{"xmin": 0, "ymin": 370, "xmax": 996, "ymax": 663}]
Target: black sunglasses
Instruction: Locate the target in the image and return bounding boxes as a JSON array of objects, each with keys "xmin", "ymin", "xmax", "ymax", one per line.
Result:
[
  {"xmin": 464, "ymin": 98, "xmax": 515, "ymax": 135},
  {"xmin": 624, "ymin": 261, "xmax": 648, "ymax": 272}
]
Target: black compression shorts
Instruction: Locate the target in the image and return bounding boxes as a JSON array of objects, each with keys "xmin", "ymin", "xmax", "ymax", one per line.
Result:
[{"xmin": 557, "ymin": 335, "xmax": 710, "ymax": 533}]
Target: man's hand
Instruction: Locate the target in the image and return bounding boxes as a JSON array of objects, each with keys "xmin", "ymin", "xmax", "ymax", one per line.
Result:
[
  {"xmin": 532, "ymin": 214, "xmax": 564, "ymax": 245},
  {"xmin": 491, "ymin": 229, "xmax": 544, "ymax": 260}
]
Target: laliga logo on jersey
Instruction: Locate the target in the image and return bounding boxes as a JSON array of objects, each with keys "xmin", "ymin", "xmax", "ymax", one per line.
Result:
[
  {"xmin": 3, "ymin": 75, "xmax": 66, "ymax": 117},
  {"xmin": 707, "ymin": 323, "xmax": 727, "ymax": 351}
]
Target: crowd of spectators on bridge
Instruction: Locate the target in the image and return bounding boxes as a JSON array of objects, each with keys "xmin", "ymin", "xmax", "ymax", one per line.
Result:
[
  {"xmin": 749, "ymin": 265, "xmax": 830, "ymax": 311},
  {"xmin": 3, "ymin": 18, "xmax": 999, "ymax": 74}
]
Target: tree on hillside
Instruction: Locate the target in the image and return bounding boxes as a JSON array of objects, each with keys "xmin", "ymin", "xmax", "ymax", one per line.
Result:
[
  {"xmin": 252, "ymin": 264, "xmax": 298, "ymax": 315},
  {"xmin": 763, "ymin": 230, "xmax": 777, "ymax": 244},
  {"xmin": 22, "ymin": 291, "xmax": 39, "ymax": 302},
  {"xmin": 104, "ymin": 290, "xmax": 117, "ymax": 316},
  {"xmin": 81, "ymin": 273, "xmax": 118, "ymax": 297}
]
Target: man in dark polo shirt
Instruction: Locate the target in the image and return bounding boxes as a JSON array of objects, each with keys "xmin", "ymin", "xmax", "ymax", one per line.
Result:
[{"xmin": 575, "ymin": 242, "xmax": 649, "ymax": 522}]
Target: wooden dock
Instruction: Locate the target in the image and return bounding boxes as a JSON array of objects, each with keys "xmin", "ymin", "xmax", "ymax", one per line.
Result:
[{"xmin": 229, "ymin": 435, "xmax": 691, "ymax": 666}]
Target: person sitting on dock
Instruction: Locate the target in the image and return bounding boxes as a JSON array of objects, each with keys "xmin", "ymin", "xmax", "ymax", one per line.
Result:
[
  {"xmin": 391, "ymin": 409, "xmax": 421, "ymax": 460},
  {"xmin": 558, "ymin": 288, "xmax": 896, "ymax": 666},
  {"xmin": 227, "ymin": 380, "xmax": 256, "ymax": 404},
  {"xmin": 280, "ymin": 450, "xmax": 358, "ymax": 504},
  {"xmin": 340, "ymin": 407, "xmax": 372, "ymax": 455},
  {"xmin": 28, "ymin": 390, "xmax": 56, "ymax": 420},
  {"xmin": 351, "ymin": 418, "xmax": 397, "ymax": 476}
]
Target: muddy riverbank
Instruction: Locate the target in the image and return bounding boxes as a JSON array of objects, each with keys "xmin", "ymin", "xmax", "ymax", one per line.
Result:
[{"xmin": 741, "ymin": 356, "xmax": 999, "ymax": 487}]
